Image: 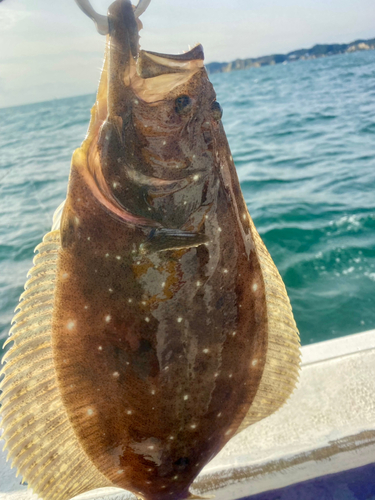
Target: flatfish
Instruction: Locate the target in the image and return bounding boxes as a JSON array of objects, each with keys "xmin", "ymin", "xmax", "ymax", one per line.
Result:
[{"xmin": 0, "ymin": 1, "xmax": 300, "ymax": 499}]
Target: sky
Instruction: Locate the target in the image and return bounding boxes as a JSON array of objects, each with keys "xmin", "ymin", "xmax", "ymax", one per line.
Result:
[{"xmin": 1, "ymin": 0, "xmax": 375, "ymax": 108}]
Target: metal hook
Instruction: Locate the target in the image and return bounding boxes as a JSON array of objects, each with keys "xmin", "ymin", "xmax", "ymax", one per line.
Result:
[
  {"xmin": 75, "ymin": 0, "xmax": 152, "ymax": 35},
  {"xmin": 133, "ymin": 0, "xmax": 152, "ymax": 18}
]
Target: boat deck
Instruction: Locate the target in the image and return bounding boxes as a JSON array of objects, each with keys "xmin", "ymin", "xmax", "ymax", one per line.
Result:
[{"xmin": 1, "ymin": 329, "xmax": 375, "ymax": 500}]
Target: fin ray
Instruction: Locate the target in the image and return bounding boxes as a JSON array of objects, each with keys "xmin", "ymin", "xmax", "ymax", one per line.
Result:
[
  {"xmin": 0, "ymin": 230, "xmax": 112, "ymax": 500},
  {"xmin": 236, "ymin": 216, "xmax": 301, "ymax": 433}
]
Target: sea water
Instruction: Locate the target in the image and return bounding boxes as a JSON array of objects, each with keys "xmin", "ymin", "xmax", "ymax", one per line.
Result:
[{"xmin": 0, "ymin": 49, "xmax": 374, "ymax": 352}]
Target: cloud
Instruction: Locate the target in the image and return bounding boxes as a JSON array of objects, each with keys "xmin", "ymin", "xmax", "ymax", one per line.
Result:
[{"xmin": 0, "ymin": 8, "xmax": 31, "ymax": 31}]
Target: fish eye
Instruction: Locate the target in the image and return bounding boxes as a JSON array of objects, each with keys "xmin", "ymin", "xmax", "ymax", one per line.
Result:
[
  {"xmin": 175, "ymin": 95, "xmax": 193, "ymax": 115},
  {"xmin": 211, "ymin": 101, "xmax": 223, "ymax": 121}
]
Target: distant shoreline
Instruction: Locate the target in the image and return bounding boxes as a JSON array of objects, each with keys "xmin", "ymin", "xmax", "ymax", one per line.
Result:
[{"xmin": 206, "ymin": 37, "xmax": 375, "ymax": 74}]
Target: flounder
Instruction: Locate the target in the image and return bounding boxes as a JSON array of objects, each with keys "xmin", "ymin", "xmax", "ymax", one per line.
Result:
[{"xmin": 0, "ymin": 1, "xmax": 300, "ymax": 499}]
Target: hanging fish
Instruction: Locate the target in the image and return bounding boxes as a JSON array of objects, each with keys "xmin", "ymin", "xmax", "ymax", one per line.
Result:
[{"xmin": 0, "ymin": 1, "xmax": 300, "ymax": 500}]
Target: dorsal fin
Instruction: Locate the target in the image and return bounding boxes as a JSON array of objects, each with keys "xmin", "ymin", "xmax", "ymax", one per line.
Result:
[
  {"xmin": 0, "ymin": 230, "xmax": 112, "ymax": 500},
  {"xmin": 235, "ymin": 215, "xmax": 301, "ymax": 433}
]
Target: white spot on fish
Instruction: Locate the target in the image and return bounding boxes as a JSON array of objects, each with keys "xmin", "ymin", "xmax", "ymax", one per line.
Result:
[
  {"xmin": 161, "ymin": 282, "xmax": 166, "ymax": 288},
  {"xmin": 202, "ymin": 348, "xmax": 209, "ymax": 354},
  {"xmin": 151, "ymin": 389, "xmax": 156, "ymax": 395},
  {"xmin": 225, "ymin": 429, "xmax": 233, "ymax": 435},
  {"xmin": 252, "ymin": 359, "xmax": 258, "ymax": 367},
  {"xmin": 192, "ymin": 154, "xmax": 196, "ymax": 159},
  {"xmin": 193, "ymin": 174, "xmax": 199, "ymax": 181},
  {"xmin": 190, "ymin": 424, "xmax": 197, "ymax": 429},
  {"xmin": 117, "ymin": 470, "xmax": 124, "ymax": 474},
  {"xmin": 148, "ymin": 445, "xmax": 155, "ymax": 450},
  {"xmin": 232, "ymin": 331, "xmax": 237, "ymax": 336},
  {"xmin": 105, "ymin": 315, "xmax": 111, "ymax": 323},
  {"xmin": 145, "ymin": 317, "xmax": 150, "ymax": 322},
  {"xmin": 214, "ymin": 372, "xmax": 219, "ymax": 378},
  {"xmin": 113, "ymin": 182, "xmax": 118, "ymax": 188},
  {"xmin": 184, "ymin": 201, "xmax": 187, "ymax": 205},
  {"xmin": 87, "ymin": 409, "xmax": 94, "ymax": 416},
  {"xmin": 218, "ymin": 227, "xmax": 222, "ymax": 232},
  {"xmin": 128, "ymin": 298, "xmax": 132, "ymax": 303},
  {"xmin": 98, "ymin": 346, "xmax": 102, "ymax": 351},
  {"xmin": 142, "ymin": 301, "xmax": 147, "ymax": 305},
  {"xmin": 162, "ymin": 140, "xmax": 166, "ymax": 145},
  {"xmin": 217, "ymin": 412, "xmax": 222, "ymax": 417},
  {"xmin": 67, "ymin": 320, "xmax": 75, "ymax": 330},
  {"xmin": 177, "ymin": 317, "xmax": 183, "ymax": 323},
  {"xmin": 243, "ymin": 213, "xmax": 247, "ymax": 220},
  {"xmin": 105, "ymin": 253, "xmax": 109, "ymax": 258},
  {"xmin": 137, "ymin": 261, "xmax": 141, "ymax": 265},
  {"xmin": 252, "ymin": 283, "xmax": 258, "ymax": 292},
  {"xmin": 109, "ymin": 288, "xmax": 113, "ymax": 293},
  {"xmin": 127, "ymin": 410, "xmax": 132, "ymax": 415},
  {"xmin": 116, "ymin": 255, "xmax": 121, "ymax": 260},
  {"xmin": 173, "ymin": 475, "xmax": 178, "ymax": 480},
  {"xmin": 230, "ymin": 155, "xmax": 233, "ymax": 161},
  {"xmin": 229, "ymin": 373, "xmax": 233, "ymax": 378},
  {"xmin": 84, "ymin": 305, "xmax": 88, "ymax": 310},
  {"xmin": 223, "ymin": 268, "xmax": 228, "ymax": 273},
  {"xmin": 113, "ymin": 371, "xmax": 119, "ymax": 378},
  {"xmin": 196, "ymin": 281, "xmax": 201, "ymax": 286},
  {"xmin": 87, "ymin": 237, "xmax": 91, "ymax": 241},
  {"xmin": 183, "ymin": 395, "xmax": 189, "ymax": 400},
  {"xmin": 62, "ymin": 272, "xmax": 69, "ymax": 279},
  {"xmin": 164, "ymin": 365, "xmax": 169, "ymax": 371},
  {"xmin": 134, "ymin": 99, "xmax": 139, "ymax": 105},
  {"xmin": 169, "ymin": 436, "xmax": 174, "ymax": 440}
]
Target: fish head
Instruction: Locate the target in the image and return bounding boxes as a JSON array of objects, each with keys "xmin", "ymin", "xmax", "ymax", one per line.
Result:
[{"xmin": 81, "ymin": 0, "xmax": 228, "ymax": 232}]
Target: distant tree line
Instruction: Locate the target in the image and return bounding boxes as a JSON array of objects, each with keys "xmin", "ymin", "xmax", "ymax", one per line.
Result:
[{"xmin": 206, "ymin": 38, "xmax": 375, "ymax": 74}]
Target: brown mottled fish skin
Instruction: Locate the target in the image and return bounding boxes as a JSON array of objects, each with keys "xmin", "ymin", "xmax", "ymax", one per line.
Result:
[{"xmin": 53, "ymin": 1, "xmax": 267, "ymax": 499}]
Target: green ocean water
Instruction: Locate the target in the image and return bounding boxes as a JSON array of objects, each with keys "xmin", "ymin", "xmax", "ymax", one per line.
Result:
[{"xmin": 0, "ymin": 49, "xmax": 374, "ymax": 353}]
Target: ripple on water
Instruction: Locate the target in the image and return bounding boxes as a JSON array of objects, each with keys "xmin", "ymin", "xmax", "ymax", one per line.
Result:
[{"xmin": 1, "ymin": 51, "xmax": 375, "ymax": 349}]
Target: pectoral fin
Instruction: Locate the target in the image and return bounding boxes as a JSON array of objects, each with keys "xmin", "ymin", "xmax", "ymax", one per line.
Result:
[{"xmin": 140, "ymin": 228, "xmax": 208, "ymax": 253}]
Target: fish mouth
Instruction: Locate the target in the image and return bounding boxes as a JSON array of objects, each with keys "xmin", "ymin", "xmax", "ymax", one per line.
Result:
[
  {"xmin": 137, "ymin": 44, "xmax": 205, "ymax": 79},
  {"xmin": 107, "ymin": 0, "xmax": 205, "ymax": 104}
]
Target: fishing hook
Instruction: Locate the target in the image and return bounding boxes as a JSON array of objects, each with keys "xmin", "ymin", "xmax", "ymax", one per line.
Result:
[{"xmin": 75, "ymin": 0, "xmax": 152, "ymax": 35}]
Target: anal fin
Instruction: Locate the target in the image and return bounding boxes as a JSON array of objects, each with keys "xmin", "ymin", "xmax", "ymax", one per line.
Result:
[{"xmin": 0, "ymin": 230, "xmax": 112, "ymax": 500}]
